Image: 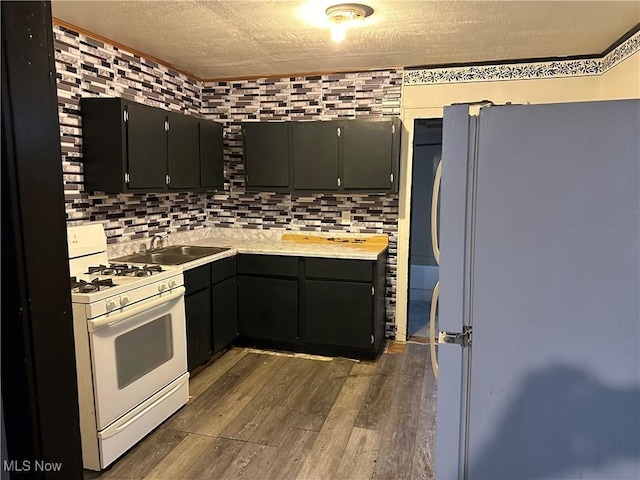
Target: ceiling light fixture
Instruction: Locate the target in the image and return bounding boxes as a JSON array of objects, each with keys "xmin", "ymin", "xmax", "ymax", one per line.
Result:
[{"xmin": 325, "ymin": 3, "xmax": 374, "ymax": 43}]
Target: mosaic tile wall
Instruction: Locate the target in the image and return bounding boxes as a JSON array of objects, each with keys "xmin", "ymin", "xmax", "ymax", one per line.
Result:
[
  {"xmin": 201, "ymin": 72, "xmax": 402, "ymax": 328},
  {"xmin": 54, "ymin": 25, "xmax": 208, "ymax": 243},
  {"xmin": 53, "ymin": 22, "xmax": 403, "ymax": 332}
]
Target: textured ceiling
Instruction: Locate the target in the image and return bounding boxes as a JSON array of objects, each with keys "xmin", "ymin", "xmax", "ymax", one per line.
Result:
[{"xmin": 51, "ymin": 0, "xmax": 640, "ymax": 80}]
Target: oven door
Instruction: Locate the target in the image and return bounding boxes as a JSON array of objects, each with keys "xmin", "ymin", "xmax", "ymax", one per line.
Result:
[{"xmin": 88, "ymin": 287, "xmax": 187, "ymax": 430}]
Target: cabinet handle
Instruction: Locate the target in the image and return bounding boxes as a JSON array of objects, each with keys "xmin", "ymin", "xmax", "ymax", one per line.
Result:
[
  {"xmin": 337, "ymin": 127, "xmax": 341, "ymax": 137},
  {"xmin": 390, "ymin": 173, "xmax": 394, "ymax": 183},
  {"xmin": 123, "ymin": 110, "xmax": 129, "ymax": 122},
  {"xmin": 165, "ymin": 120, "xmax": 170, "ymax": 131},
  {"xmin": 392, "ymin": 124, "xmax": 396, "ymax": 134},
  {"xmin": 166, "ymin": 175, "xmax": 171, "ymax": 185},
  {"xmin": 371, "ymin": 334, "xmax": 374, "ymax": 344},
  {"xmin": 337, "ymin": 177, "xmax": 341, "ymax": 187},
  {"xmin": 124, "ymin": 173, "xmax": 130, "ymax": 184}
]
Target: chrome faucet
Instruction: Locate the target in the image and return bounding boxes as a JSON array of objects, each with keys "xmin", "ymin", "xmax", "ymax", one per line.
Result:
[{"xmin": 150, "ymin": 234, "xmax": 168, "ymax": 251}]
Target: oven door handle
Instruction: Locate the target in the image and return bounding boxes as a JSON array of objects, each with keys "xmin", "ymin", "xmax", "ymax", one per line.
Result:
[{"xmin": 88, "ymin": 287, "xmax": 185, "ymax": 332}]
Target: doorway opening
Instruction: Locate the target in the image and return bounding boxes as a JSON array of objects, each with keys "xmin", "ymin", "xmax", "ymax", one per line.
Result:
[{"xmin": 407, "ymin": 118, "xmax": 443, "ymax": 342}]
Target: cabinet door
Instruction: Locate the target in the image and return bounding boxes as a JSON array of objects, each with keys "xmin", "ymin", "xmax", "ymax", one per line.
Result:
[
  {"xmin": 168, "ymin": 112, "xmax": 200, "ymax": 190},
  {"xmin": 306, "ymin": 280, "xmax": 373, "ymax": 349},
  {"xmin": 80, "ymin": 97, "xmax": 127, "ymax": 193},
  {"xmin": 126, "ymin": 102, "xmax": 167, "ymax": 190},
  {"xmin": 212, "ymin": 276, "xmax": 238, "ymax": 353},
  {"xmin": 185, "ymin": 288, "xmax": 213, "ymax": 371},
  {"xmin": 237, "ymin": 275, "xmax": 297, "ymax": 343},
  {"xmin": 242, "ymin": 122, "xmax": 290, "ymax": 189},
  {"xmin": 342, "ymin": 119, "xmax": 395, "ymax": 190},
  {"xmin": 292, "ymin": 121, "xmax": 339, "ymax": 191},
  {"xmin": 200, "ymin": 120, "xmax": 224, "ymax": 189}
]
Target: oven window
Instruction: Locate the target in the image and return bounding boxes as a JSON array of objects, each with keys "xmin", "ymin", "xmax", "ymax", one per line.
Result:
[{"xmin": 114, "ymin": 314, "xmax": 174, "ymax": 389}]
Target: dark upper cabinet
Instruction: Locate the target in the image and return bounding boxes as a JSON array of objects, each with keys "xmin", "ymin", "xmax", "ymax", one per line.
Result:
[
  {"xmin": 241, "ymin": 118, "xmax": 400, "ymax": 193},
  {"xmin": 126, "ymin": 101, "xmax": 168, "ymax": 190},
  {"xmin": 200, "ymin": 120, "xmax": 224, "ymax": 190},
  {"xmin": 81, "ymin": 97, "xmax": 224, "ymax": 193},
  {"xmin": 81, "ymin": 97, "xmax": 165, "ymax": 193},
  {"xmin": 167, "ymin": 112, "xmax": 200, "ymax": 190},
  {"xmin": 242, "ymin": 122, "xmax": 290, "ymax": 191},
  {"xmin": 342, "ymin": 118, "xmax": 400, "ymax": 191},
  {"xmin": 292, "ymin": 121, "xmax": 340, "ymax": 191}
]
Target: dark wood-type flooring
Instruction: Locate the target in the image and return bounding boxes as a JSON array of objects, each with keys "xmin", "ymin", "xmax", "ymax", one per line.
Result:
[{"xmin": 87, "ymin": 342, "xmax": 437, "ymax": 480}]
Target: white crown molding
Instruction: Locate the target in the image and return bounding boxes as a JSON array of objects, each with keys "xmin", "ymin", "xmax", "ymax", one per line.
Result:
[{"xmin": 404, "ymin": 30, "xmax": 640, "ymax": 85}]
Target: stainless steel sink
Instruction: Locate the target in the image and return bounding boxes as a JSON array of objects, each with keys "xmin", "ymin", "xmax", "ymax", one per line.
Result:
[
  {"xmin": 162, "ymin": 245, "xmax": 228, "ymax": 257},
  {"xmin": 112, "ymin": 245, "xmax": 231, "ymax": 265}
]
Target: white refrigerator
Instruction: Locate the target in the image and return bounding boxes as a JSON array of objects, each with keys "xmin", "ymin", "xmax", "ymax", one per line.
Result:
[{"xmin": 434, "ymin": 100, "xmax": 640, "ymax": 479}]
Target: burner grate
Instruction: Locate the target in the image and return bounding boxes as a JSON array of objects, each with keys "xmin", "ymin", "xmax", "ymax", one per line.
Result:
[
  {"xmin": 71, "ymin": 276, "xmax": 116, "ymax": 293},
  {"xmin": 85, "ymin": 263, "xmax": 164, "ymax": 277}
]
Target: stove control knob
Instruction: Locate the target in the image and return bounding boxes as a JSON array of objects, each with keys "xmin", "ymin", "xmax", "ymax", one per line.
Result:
[
  {"xmin": 120, "ymin": 295, "xmax": 130, "ymax": 307},
  {"xmin": 158, "ymin": 283, "xmax": 167, "ymax": 292},
  {"xmin": 106, "ymin": 299, "xmax": 118, "ymax": 311},
  {"xmin": 168, "ymin": 279, "xmax": 177, "ymax": 289}
]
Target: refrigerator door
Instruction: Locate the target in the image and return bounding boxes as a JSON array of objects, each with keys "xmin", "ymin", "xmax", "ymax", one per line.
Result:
[
  {"xmin": 462, "ymin": 100, "xmax": 640, "ymax": 479},
  {"xmin": 435, "ymin": 104, "xmax": 478, "ymax": 479}
]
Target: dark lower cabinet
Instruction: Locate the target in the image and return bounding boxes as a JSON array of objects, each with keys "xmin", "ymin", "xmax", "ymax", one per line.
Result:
[
  {"xmin": 304, "ymin": 256, "xmax": 386, "ymax": 356},
  {"xmin": 235, "ymin": 253, "xmax": 386, "ymax": 359},
  {"xmin": 212, "ymin": 263, "xmax": 238, "ymax": 353},
  {"xmin": 306, "ymin": 280, "xmax": 373, "ymax": 349},
  {"xmin": 185, "ymin": 286, "xmax": 213, "ymax": 371},
  {"xmin": 238, "ymin": 275, "xmax": 298, "ymax": 343},
  {"xmin": 185, "ymin": 258, "xmax": 239, "ymax": 372},
  {"xmin": 185, "ymin": 253, "xmax": 385, "ymax": 365}
]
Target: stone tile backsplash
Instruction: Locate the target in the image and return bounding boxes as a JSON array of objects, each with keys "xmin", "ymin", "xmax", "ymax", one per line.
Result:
[
  {"xmin": 54, "ymin": 23, "xmax": 402, "ymax": 331},
  {"xmin": 55, "ymin": 25, "xmax": 207, "ymax": 242},
  {"xmin": 201, "ymin": 72, "xmax": 402, "ymax": 327}
]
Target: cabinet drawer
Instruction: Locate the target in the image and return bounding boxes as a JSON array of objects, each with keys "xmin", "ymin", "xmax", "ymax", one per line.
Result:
[
  {"xmin": 184, "ymin": 264, "xmax": 210, "ymax": 293},
  {"xmin": 305, "ymin": 258, "xmax": 373, "ymax": 282},
  {"xmin": 211, "ymin": 256, "xmax": 236, "ymax": 284},
  {"xmin": 237, "ymin": 255, "xmax": 298, "ymax": 277}
]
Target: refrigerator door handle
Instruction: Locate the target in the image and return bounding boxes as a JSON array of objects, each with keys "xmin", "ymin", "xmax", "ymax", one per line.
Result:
[
  {"xmin": 429, "ymin": 280, "xmax": 440, "ymax": 379},
  {"xmin": 432, "ymin": 160, "xmax": 442, "ymax": 264}
]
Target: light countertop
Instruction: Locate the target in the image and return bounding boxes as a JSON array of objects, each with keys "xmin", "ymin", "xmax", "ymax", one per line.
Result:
[
  {"xmin": 108, "ymin": 228, "xmax": 388, "ymax": 271},
  {"xmin": 178, "ymin": 232, "xmax": 388, "ymax": 270}
]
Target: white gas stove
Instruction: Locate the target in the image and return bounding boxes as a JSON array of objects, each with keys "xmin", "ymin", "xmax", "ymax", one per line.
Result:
[
  {"xmin": 68, "ymin": 224, "xmax": 189, "ymax": 471},
  {"xmin": 70, "ymin": 262, "xmax": 183, "ymax": 320}
]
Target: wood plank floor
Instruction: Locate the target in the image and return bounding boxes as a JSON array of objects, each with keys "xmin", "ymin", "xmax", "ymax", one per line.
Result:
[{"xmin": 86, "ymin": 343, "xmax": 437, "ymax": 480}]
